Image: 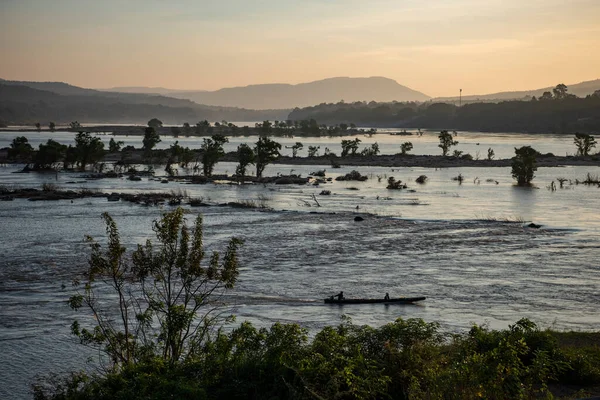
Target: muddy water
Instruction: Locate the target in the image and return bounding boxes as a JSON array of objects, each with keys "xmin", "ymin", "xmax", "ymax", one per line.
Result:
[{"xmin": 1, "ymin": 161, "xmax": 599, "ymax": 399}]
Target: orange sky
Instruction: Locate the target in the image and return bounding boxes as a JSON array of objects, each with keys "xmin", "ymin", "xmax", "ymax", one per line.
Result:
[{"xmin": 1, "ymin": 0, "xmax": 599, "ymax": 97}]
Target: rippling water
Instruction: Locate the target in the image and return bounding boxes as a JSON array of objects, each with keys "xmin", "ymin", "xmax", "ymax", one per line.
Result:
[{"xmin": 1, "ymin": 140, "xmax": 599, "ymax": 398}]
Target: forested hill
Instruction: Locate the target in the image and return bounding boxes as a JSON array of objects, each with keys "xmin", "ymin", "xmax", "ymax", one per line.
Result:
[
  {"xmin": 0, "ymin": 81, "xmax": 289, "ymax": 125},
  {"xmin": 434, "ymin": 79, "xmax": 600, "ymax": 102},
  {"xmin": 288, "ymin": 92, "xmax": 600, "ymax": 133}
]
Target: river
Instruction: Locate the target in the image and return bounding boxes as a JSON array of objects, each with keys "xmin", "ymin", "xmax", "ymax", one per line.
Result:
[{"xmin": 0, "ymin": 131, "xmax": 599, "ymax": 399}]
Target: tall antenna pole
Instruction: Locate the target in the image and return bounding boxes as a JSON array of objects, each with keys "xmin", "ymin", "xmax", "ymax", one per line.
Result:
[{"xmin": 459, "ymin": 88, "xmax": 462, "ymax": 107}]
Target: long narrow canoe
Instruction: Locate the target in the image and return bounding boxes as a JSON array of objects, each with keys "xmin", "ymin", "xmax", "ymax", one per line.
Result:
[{"xmin": 324, "ymin": 296, "xmax": 426, "ymax": 304}]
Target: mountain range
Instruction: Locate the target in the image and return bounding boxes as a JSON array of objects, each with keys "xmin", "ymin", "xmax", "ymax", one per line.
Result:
[
  {"xmin": 104, "ymin": 77, "xmax": 432, "ymax": 109},
  {"xmin": 0, "ymin": 81, "xmax": 287, "ymax": 125},
  {"xmin": 1, "ymin": 76, "xmax": 599, "ymax": 126},
  {"xmin": 104, "ymin": 76, "xmax": 600, "ymax": 109}
]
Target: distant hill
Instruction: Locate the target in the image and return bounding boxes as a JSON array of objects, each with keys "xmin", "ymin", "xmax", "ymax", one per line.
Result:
[
  {"xmin": 434, "ymin": 79, "xmax": 600, "ymax": 102},
  {"xmin": 1, "ymin": 80, "xmax": 204, "ymax": 108},
  {"xmin": 100, "ymin": 86, "xmax": 204, "ymax": 96},
  {"xmin": 115, "ymin": 77, "xmax": 431, "ymax": 109},
  {"xmin": 0, "ymin": 80, "xmax": 289, "ymax": 125}
]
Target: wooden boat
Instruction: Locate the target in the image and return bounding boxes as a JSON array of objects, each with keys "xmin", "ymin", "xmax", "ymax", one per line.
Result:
[{"xmin": 324, "ymin": 296, "xmax": 426, "ymax": 304}]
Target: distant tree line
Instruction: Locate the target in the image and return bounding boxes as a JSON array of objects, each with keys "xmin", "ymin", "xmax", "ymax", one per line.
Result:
[
  {"xmin": 288, "ymin": 85, "xmax": 600, "ymax": 133},
  {"xmin": 5, "ymin": 128, "xmax": 597, "ymax": 189}
]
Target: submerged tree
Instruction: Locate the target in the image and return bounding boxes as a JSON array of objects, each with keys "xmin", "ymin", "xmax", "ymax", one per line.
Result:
[
  {"xmin": 8, "ymin": 136, "xmax": 34, "ymax": 160},
  {"xmin": 255, "ymin": 136, "xmax": 281, "ymax": 178},
  {"xmin": 109, "ymin": 138, "xmax": 124, "ymax": 153},
  {"xmin": 573, "ymin": 133, "xmax": 596, "ymax": 156},
  {"xmin": 235, "ymin": 143, "xmax": 255, "ymax": 179},
  {"xmin": 34, "ymin": 139, "xmax": 67, "ymax": 169},
  {"xmin": 290, "ymin": 142, "xmax": 303, "ymax": 158},
  {"xmin": 511, "ymin": 146, "xmax": 538, "ymax": 186},
  {"xmin": 201, "ymin": 134, "xmax": 228, "ymax": 177},
  {"xmin": 147, "ymin": 118, "xmax": 163, "ymax": 129},
  {"xmin": 361, "ymin": 142, "xmax": 380, "ymax": 156},
  {"xmin": 74, "ymin": 131, "xmax": 104, "ymax": 171},
  {"xmin": 68, "ymin": 208, "xmax": 242, "ymax": 369},
  {"xmin": 400, "ymin": 141, "xmax": 413, "ymax": 155},
  {"xmin": 142, "ymin": 127, "xmax": 161, "ymax": 155},
  {"xmin": 438, "ymin": 130, "xmax": 458, "ymax": 156},
  {"xmin": 340, "ymin": 138, "xmax": 361, "ymax": 157}
]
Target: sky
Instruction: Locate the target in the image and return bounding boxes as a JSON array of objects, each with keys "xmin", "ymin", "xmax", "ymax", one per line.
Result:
[{"xmin": 1, "ymin": 0, "xmax": 599, "ymax": 97}]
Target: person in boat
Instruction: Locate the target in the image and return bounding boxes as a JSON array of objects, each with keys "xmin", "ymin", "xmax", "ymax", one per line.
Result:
[
  {"xmin": 384, "ymin": 292, "xmax": 390, "ymax": 300},
  {"xmin": 334, "ymin": 291, "xmax": 344, "ymax": 300}
]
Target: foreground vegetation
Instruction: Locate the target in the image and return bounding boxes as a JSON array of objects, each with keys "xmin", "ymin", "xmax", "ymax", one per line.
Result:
[
  {"xmin": 33, "ymin": 317, "xmax": 600, "ymax": 399},
  {"xmin": 30, "ymin": 208, "xmax": 600, "ymax": 400}
]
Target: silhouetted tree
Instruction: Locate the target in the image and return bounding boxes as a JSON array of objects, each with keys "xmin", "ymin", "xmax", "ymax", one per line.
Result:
[
  {"xmin": 147, "ymin": 118, "xmax": 163, "ymax": 128},
  {"xmin": 63, "ymin": 145, "xmax": 78, "ymax": 170},
  {"xmin": 182, "ymin": 122, "xmax": 191, "ymax": 136},
  {"xmin": 291, "ymin": 142, "xmax": 303, "ymax": 158},
  {"xmin": 49, "ymin": 122, "xmax": 56, "ymax": 132},
  {"xmin": 201, "ymin": 134, "xmax": 228, "ymax": 177},
  {"xmin": 573, "ymin": 133, "xmax": 597, "ymax": 156},
  {"xmin": 35, "ymin": 139, "xmax": 67, "ymax": 169},
  {"xmin": 142, "ymin": 127, "xmax": 161, "ymax": 153},
  {"xmin": 109, "ymin": 138, "xmax": 124, "ymax": 153},
  {"xmin": 235, "ymin": 143, "xmax": 255, "ymax": 179},
  {"xmin": 255, "ymin": 136, "xmax": 281, "ymax": 177},
  {"xmin": 438, "ymin": 130, "xmax": 458, "ymax": 156},
  {"xmin": 552, "ymin": 84, "xmax": 570, "ymax": 100},
  {"xmin": 74, "ymin": 132, "xmax": 105, "ymax": 171},
  {"xmin": 195, "ymin": 120, "xmax": 210, "ymax": 135},
  {"xmin": 8, "ymin": 136, "xmax": 34, "ymax": 160},
  {"xmin": 400, "ymin": 142, "xmax": 413, "ymax": 155},
  {"xmin": 341, "ymin": 138, "xmax": 361, "ymax": 157},
  {"xmin": 511, "ymin": 146, "xmax": 538, "ymax": 186},
  {"xmin": 361, "ymin": 142, "xmax": 380, "ymax": 156},
  {"xmin": 67, "ymin": 208, "xmax": 242, "ymax": 369},
  {"xmin": 259, "ymin": 120, "xmax": 273, "ymax": 135}
]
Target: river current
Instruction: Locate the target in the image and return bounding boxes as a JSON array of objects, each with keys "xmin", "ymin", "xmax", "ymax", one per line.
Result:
[{"xmin": 0, "ymin": 131, "xmax": 599, "ymax": 399}]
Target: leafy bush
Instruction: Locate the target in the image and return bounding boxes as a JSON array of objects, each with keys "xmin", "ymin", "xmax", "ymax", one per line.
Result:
[
  {"xmin": 335, "ymin": 170, "xmax": 368, "ymax": 181},
  {"xmin": 34, "ymin": 317, "xmax": 600, "ymax": 400}
]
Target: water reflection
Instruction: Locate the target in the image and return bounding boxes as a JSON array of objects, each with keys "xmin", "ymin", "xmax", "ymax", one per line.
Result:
[{"xmin": 509, "ymin": 185, "xmax": 538, "ymax": 221}]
